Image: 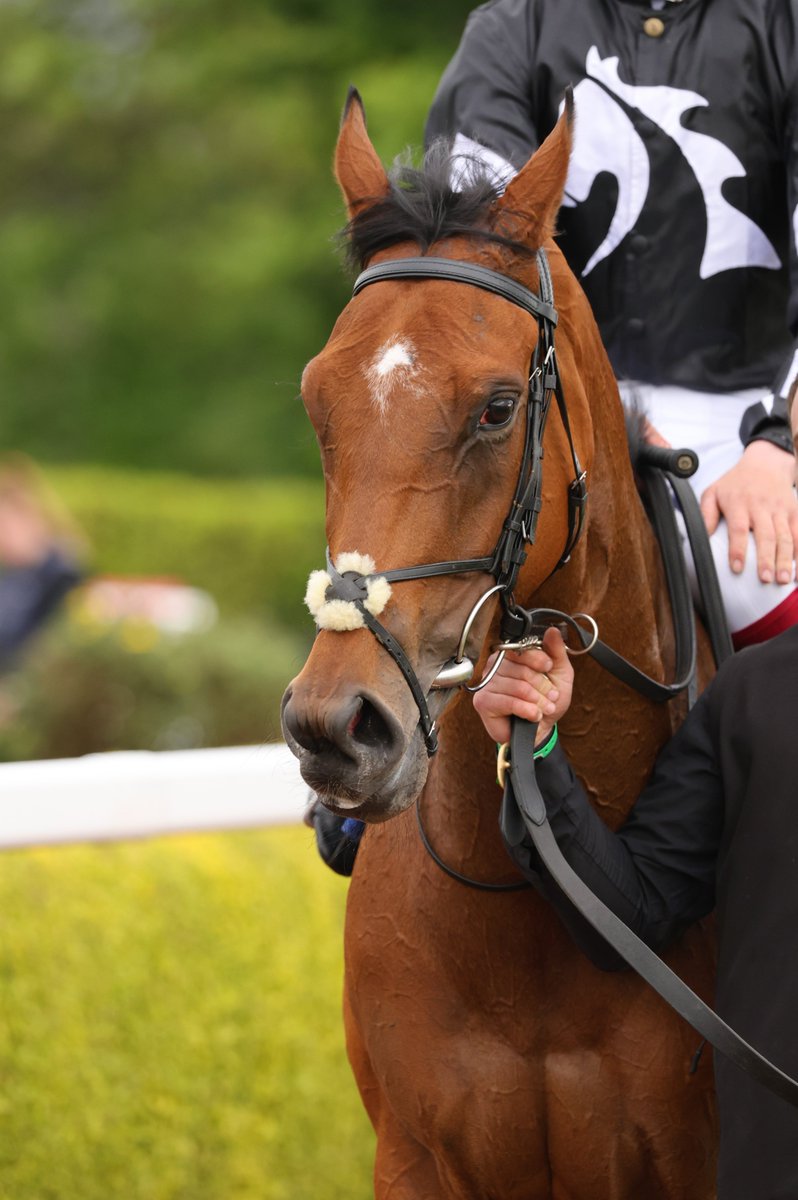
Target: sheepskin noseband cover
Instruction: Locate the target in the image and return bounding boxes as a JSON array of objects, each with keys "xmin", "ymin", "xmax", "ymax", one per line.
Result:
[{"xmin": 305, "ymin": 552, "xmax": 392, "ymax": 632}]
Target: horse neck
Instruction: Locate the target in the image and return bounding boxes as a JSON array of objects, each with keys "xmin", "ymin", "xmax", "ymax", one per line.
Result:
[
  {"xmin": 542, "ymin": 408, "xmax": 685, "ymax": 829},
  {"xmin": 552, "ymin": 407, "xmax": 676, "ymax": 681}
]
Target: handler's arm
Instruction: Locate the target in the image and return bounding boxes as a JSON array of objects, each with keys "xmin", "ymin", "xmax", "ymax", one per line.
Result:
[
  {"xmin": 508, "ymin": 691, "xmax": 723, "ymax": 968},
  {"xmin": 742, "ymin": 4, "xmax": 798, "ymax": 458}
]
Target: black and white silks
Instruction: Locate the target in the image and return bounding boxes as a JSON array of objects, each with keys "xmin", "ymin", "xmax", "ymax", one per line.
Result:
[{"xmin": 426, "ymin": 0, "xmax": 798, "ymax": 454}]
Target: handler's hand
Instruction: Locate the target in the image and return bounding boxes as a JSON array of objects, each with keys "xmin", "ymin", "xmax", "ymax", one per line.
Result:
[
  {"xmin": 472, "ymin": 627, "xmax": 574, "ymax": 747},
  {"xmin": 699, "ymin": 440, "xmax": 798, "ymax": 584}
]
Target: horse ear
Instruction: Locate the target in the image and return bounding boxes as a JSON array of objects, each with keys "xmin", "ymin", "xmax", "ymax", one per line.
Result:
[
  {"xmin": 493, "ymin": 90, "xmax": 574, "ymax": 248},
  {"xmin": 335, "ymin": 87, "xmax": 391, "ymax": 219}
]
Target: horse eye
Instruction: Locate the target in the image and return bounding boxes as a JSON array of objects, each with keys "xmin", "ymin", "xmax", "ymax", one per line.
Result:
[{"xmin": 478, "ymin": 397, "xmax": 516, "ymax": 429}]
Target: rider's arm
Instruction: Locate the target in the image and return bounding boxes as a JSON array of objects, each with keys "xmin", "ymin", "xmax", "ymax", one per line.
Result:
[
  {"xmin": 507, "ymin": 686, "xmax": 723, "ymax": 969},
  {"xmin": 706, "ymin": 13, "xmax": 798, "ymax": 579},
  {"xmin": 741, "ymin": 6, "xmax": 798, "ymax": 457},
  {"xmin": 739, "ymin": 369, "xmax": 795, "ymax": 458},
  {"xmin": 425, "ymin": 0, "xmax": 538, "ymax": 170}
]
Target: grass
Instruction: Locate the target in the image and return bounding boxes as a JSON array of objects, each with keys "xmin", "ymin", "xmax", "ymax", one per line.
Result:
[{"xmin": 0, "ymin": 826, "xmax": 374, "ymax": 1200}]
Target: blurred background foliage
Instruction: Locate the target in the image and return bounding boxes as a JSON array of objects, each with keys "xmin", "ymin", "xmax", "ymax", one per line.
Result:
[
  {"xmin": 0, "ymin": 0, "xmax": 470, "ymax": 478},
  {"xmin": 0, "ymin": 6, "xmax": 481, "ymax": 1193},
  {"xmin": 0, "ymin": 7, "xmax": 480, "ymax": 1190},
  {"xmin": 47, "ymin": 465, "xmax": 325, "ymax": 633},
  {"xmin": 0, "ymin": 0, "xmax": 474, "ymax": 759},
  {"xmin": 0, "ymin": 613, "xmax": 305, "ymax": 761}
]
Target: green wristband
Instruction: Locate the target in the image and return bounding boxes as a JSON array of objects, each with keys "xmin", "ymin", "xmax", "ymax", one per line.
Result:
[{"xmin": 533, "ymin": 724, "xmax": 558, "ymax": 761}]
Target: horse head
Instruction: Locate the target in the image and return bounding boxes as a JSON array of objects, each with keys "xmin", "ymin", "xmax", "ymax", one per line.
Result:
[{"xmin": 282, "ymin": 90, "xmax": 599, "ymax": 820}]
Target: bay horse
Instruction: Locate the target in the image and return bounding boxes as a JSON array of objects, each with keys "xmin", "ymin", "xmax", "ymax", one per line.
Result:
[{"xmin": 282, "ymin": 91, "xmax": 717, "ymax": 1198}]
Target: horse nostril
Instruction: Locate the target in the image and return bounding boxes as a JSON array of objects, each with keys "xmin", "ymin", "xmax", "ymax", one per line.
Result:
[
  {"xmin": 333, "ymin": 695, "xmax": 395, "ymax": 758},
  {"xmin": 283, "ymin": 690, "xmax": 399, "ymax": 764},
  {"xmin": 348, "ymin": 697, "xmax": 393, "ymax": 750},
  {"xmin": 282, "ymin": 697, "xmax": 324, "ymax": 755}
]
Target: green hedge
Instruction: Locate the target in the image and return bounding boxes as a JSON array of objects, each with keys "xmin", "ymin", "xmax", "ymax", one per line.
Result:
[
  {"xmin": 0, "ymin": 2, "xmax": 466, "ymax": 478},
  {"xmin": 0, "ymin": 613, "xmax": 305, "ymax": 762},
  {"xmin": 0, "ymin": 826, "xmax": 374, "ymax": 1199},
  {"xmin": 46, "ymin": 465, "xmax": 326, "ymax": 638}
]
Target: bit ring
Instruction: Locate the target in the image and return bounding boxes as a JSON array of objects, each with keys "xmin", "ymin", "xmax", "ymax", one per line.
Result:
[{"xmin": 565, "ymin": 612, "xmax": 599, "ymax": 656}]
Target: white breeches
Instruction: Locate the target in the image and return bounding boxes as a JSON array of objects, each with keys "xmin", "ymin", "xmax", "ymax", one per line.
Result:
[{"xmin": 618, "ymin": 382, "xmax": 797, "ymax": 636}]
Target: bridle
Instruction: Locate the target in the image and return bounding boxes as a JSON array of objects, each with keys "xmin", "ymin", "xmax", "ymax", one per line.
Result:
[
  {"xmin": 322, "ymin": 249, "xmax": 588, "ymax": 756},
  {"xmin": 321, "ymin": 247, "xmax": 713, "ymax": 767},
  {"xmin": 321, "ymin": 247, "xmax": 728, "ymax": 897}
]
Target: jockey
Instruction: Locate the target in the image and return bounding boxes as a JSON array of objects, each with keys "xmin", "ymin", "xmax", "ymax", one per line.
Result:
[{"xmin": 426, "ymin": 0, "xmax": 798, "ymax": 649}]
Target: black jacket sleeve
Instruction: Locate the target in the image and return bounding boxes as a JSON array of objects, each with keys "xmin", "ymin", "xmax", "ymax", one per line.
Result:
[
  {"xmin": 505, "ymin": 688, "xmax": 723, "ymax": 968},
  {"xmin": 739, "ymin": 367, "xmax": 796, "ymax": 455},
  {"xmin": 308, "ymin": 799, "xmax": 362, "ymax": 877},
  {"xmin": 742, "ymin": 7, "xmax": 798, "ymax": 454},
  {"xmin": 425, "ymin": 0, "xmax": 539, "ymax": 168}
]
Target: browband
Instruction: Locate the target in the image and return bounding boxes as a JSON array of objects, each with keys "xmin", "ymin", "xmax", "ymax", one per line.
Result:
[{"xmin": 353, "ymin": 255, "xmax": 559, "ymax": 327}]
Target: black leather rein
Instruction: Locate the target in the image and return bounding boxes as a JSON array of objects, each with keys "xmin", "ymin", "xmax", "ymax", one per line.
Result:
[{"xmin": 502, "ymin": 717, "xmax": 798, "ymax": 1109}]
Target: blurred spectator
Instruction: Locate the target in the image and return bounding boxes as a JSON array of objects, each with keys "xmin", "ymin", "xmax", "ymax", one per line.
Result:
[{"xmin": 0, "ymin": 454, "xmax": 86, "ymax": 673}]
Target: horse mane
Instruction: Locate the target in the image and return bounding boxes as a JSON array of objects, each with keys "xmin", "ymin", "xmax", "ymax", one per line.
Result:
[
  {"xmin": 624, "ymin": 391, "xmax": 666, "ymax": 497},
  {"xmin": 624, "ymin": 394, "xmax": 647, "ymax": 472},
  {"xmin": 341, "ymin": 139, "xmax": 535, "ymax": 270}
]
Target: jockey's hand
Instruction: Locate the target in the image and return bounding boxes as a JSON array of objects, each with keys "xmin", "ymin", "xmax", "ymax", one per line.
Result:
[
  {"xmin": 699, "ymin": 440, "xmax": 798, "ymax": 584},
  {"xmin": 472, "ymin": 627, "xmax": 574, "ymax": 747}
]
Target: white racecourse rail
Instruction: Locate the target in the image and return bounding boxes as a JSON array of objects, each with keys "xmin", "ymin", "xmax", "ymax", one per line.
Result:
[{"xmin": 0, "ymin": 744, "xmax": 308, "ymax": 850}]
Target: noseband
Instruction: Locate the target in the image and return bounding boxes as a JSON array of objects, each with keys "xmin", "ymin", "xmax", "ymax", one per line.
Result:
[{"xmin": 321, "ymin": 250, "xmax": 587, "ymax": 756}]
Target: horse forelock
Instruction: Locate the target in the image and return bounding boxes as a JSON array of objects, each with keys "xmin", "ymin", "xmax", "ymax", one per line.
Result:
[{"xmin": 341, "ymin": 139, "xmax": 536, "ymax": 271}]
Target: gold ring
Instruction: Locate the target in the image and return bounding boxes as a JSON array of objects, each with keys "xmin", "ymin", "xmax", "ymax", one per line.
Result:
[{"xmin": 496, "ymin": 742, "xmax": 511, "ymax": 789}]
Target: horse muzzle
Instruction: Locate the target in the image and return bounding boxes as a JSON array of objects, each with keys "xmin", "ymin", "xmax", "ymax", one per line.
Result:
[{"xmin": 280, "ymin": 677, "xmax": 429, "ymax": 818}]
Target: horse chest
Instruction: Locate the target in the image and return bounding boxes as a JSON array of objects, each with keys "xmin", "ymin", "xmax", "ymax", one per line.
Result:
[{"xmin": 343, "ymin": 846, "xmax": 716, "ymax": 1199}]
